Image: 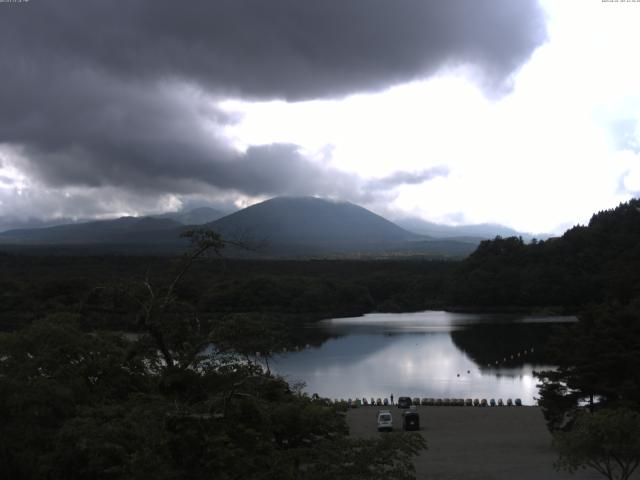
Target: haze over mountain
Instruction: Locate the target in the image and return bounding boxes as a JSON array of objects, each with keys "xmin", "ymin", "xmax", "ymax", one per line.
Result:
[
  {"xmin": 394, "ymin": 217, "xmax": 546, "ymax": 241},
  {"xmin": 0, "ymin": 206, "xmax": 228, "ymax": 235},
  {"xmin": 0, "ymin": 216, "xmax": 80, "ymax": 234},
  {"xmin": 0, "ymin": 197, "xmax": 484, "ymax": 257},
  {"xmin": 0, "ymin": 216, "xmax": 183, "ymax": 246},
  {"xmin": 156, "ymin": 207, "xmax": 228, "ymax": 226}
]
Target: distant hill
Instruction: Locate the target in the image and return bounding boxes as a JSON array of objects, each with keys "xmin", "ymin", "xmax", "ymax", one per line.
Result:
[
  {"xmin": 0, "ymin": 216, "xmax": 183, "ymax": 245},
  {"xmin": 157, "ymin": 206, "xmax": 227, "ymax": 225},
  {"xmin": 0, "ymin": 216, "xmax": 82, "ymax": 233},
  {"xmin": 204, "ymin": 197, "xmax": 480, "ymax": 257},
  {"xmin": 0, "ymin": 197, "xmax": 479, "ymax": 258},
  {"xmin": 0, "ymin": 206, "xmax": 233, "ymax": 246},
  {"xmin": 208, "ymin": 197, "xmax": 417, "ymax": 248},
  {"xmin": 395, "ymin": 216, "xmax": 537, "ymax": 241}
]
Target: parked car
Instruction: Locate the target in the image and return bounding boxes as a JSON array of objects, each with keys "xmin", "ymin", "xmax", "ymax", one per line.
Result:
[
  {"xmin": 402, "ymin": 410, "xmax": 420, "ymax": 431},
  {"xmin": 377, "ymin": 410, "xmax": 393, "ymax": 432},
  {"xmin": 397, "ymin": 396, "xmax": 412, "ymax": 409}
]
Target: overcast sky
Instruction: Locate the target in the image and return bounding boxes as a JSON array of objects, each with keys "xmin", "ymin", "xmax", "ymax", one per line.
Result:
[{"xmin": 0, "ymin": 0, "xmax": 639, "ymax": 234}]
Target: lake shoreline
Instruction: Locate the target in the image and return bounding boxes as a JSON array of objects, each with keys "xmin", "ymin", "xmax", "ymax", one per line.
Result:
[{"xmin": 326, "ymin": 305, "xmax": 577, "ymax": 323}]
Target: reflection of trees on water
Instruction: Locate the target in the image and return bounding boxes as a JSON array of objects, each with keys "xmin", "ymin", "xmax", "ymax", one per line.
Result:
[
  {"xmin": 286, "ymin": 323, "xmax": 342, "ymax": 351},
  {"xmin": 450, "ymin": 323, "xmax": 558, "ymax": 369}
]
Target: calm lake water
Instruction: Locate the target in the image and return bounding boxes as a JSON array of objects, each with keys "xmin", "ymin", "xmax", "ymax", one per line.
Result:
[{"xmin": 270, "ymin": 311, "xmax": 575, "ymax": 406}]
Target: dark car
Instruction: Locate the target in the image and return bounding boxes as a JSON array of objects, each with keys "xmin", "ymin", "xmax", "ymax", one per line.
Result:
[
  {"xmin": 402, "ymin": 411, "xmax": 420, "ymax": 431},
  {"xmin": 397, "ymin": 396, "xmax": 412, "ymax": 409}
]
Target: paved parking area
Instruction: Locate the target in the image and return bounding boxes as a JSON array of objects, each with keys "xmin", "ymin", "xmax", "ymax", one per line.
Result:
[{"xmin": 347, "ymin": 406, "xmax": 606, "ymax": 480}]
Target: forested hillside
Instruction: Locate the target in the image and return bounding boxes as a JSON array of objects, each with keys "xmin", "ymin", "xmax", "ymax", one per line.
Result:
[
  {"xmin": 0, "ymin": 254, "xmax": 453, "ymax": 333},
  {"xmin": 451, "ymin": 199, "xmax": 640, "ymax": 309}
]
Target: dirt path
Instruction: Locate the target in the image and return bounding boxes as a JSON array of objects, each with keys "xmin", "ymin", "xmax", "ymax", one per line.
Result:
[{"xmin": 347, "ymin": 406, "xmax": 609, "ymax": 480}]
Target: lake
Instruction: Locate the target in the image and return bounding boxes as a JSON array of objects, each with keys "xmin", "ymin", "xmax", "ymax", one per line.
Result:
[{"xmin": 270, "ymin": 310, "xmax": 575, "ymax": 406}]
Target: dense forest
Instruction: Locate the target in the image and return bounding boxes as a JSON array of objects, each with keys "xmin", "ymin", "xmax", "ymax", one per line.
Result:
[
  {"xmin": 451, "ymin": 199, "xmax": 640, "ymax": 309},
  {"xmin": 0, "ymin": 254, "xmax": 454, "ymax": 334}
]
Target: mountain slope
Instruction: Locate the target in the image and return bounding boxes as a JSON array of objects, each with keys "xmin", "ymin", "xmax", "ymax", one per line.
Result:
[
  {"xmin": 0, "ymin": 205, "xmax": 233, "ymax": 246},
  {"xmin": 0, "ymin": 216, "xmax": 83, "ymax": 234},
  {"xmin": 208, "ymin": 197, "xmax": 420, "ymax": 250},
  {"xmin": 0, "ymin": 216, "xmax": 183, "ymax": 245},
  {"xmin": 157, "ymin": 207, "xmax": 227, "ymax": 225}
]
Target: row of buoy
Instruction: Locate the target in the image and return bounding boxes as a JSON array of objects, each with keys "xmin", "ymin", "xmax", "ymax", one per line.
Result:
[
  {"xmin": 313, "ymin": 396, "xmax": 523, "ymax": 407},
  {"xmin": 486, "ymin": 347, "xmax": 535, "ymax": 368}
]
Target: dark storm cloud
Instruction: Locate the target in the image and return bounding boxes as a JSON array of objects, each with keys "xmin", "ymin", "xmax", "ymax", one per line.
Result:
[
  {"xmin": 1, "ymin": 0, "xmax": 546, "ymax": 101},
  {"xmin": 1, "ymin": 69, "xmax": 356, "ymax": 198},
  {"xmin": 0, "ymin": 0, "xmax": 547, "ymax": 213}
]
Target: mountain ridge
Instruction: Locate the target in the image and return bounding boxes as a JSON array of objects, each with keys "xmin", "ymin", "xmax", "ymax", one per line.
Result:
[
  {"xmin": 0, "ymin": 197, "xmax": 486, "ymax": 258},
  {"xmin": 207, "ymin": 196, "xmax": 421, "ymax": 249},
  {"xmin": 394, "ymin": 216, "xmax": 545, "ymax": 241}
]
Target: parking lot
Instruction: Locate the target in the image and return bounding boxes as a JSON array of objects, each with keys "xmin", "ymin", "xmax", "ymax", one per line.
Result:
[{"xmin": 346, "ymin": 406, "xmax": 605, "ymax": 480}]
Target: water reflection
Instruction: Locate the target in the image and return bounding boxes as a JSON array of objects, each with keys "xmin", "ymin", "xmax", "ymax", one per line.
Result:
[{"xmin": 270, "ymin": 311, "xmax": 573, "ymax": 405}]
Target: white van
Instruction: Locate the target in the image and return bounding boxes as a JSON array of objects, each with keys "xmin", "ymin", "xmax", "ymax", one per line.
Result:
[{"xmin": 377, "ymin": 410, "xmax": 393, "ymax": 431}]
